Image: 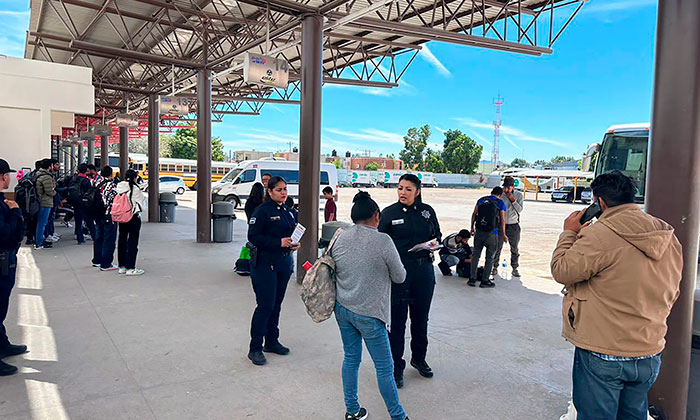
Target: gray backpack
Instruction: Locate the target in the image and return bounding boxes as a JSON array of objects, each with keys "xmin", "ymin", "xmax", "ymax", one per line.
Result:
[{"xmin": 300, "ymin": 229, "xmax": 343, "ymax": 323}]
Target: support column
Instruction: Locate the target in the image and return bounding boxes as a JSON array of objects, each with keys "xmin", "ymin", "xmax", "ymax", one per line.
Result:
[
  {"xmin": 70, "ymin": 144, "xmax": 76, "ymax": 174},
  {"xmin": 646, "ymin": 2, "xmax": 700, "ymax": 419},
  {"xmin": 57, "ymin": 145, "xmax": 64, "ymax": 176},
  {"xmin": 196, "ymin": 69, "xmax": 212, "ymax": 243},
  {"xmin": 88, "ymin": 136, "xmax": 95, "ymax": 165},
  {"xmin": 63, "ymin": 144, "xmax": 70, "ymax": 176},
  {"xmin": 77, "ymin": 143, "xmax": 84, "ymax": 166},
  {"xmin": 148, "ymin": 94, "xmax": 160, "ymax": 223},
  {"xmin": 296, "ymin": 14, "xmax": 324, "ymax": 283},
  {"xmin": 119, "ymin": 127, "xmax": 128, "ymax": 177},
  {"xmin": 100, "ymin": 134, "xmax": 109, "ymax": 169}
]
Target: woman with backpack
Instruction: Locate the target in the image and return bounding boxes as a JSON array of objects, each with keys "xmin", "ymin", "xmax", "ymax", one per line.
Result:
[
  {"xmin": 113, "ymin": 169, "xmax": 146, "ymax": 276},
  {"xmin": 244, "ymin": 182, "xmax": 264, "ymax": 222},
  {"xmin": 330, "ymin": 191, "xmax": 410, "ymax": 420},
  {"xmin": 378, "ymin": 173, "xmax": 442, "ymax": 389}
]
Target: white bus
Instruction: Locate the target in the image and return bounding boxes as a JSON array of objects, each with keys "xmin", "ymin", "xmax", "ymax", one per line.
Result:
[{"xmin": 212, "ymin": 159, "xmax": 339, "ymax": 208}]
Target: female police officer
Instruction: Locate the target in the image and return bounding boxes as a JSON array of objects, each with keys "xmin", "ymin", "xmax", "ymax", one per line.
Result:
[
  {"xmin": 247, "ymin": 176, "xmax": 299, "ymax": 366},
  {"xmin": 378, "ymin": 174, "xmax": 441, "ymax": 388}
]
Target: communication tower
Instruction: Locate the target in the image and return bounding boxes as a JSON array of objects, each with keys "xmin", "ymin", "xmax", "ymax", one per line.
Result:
[{"xmin": 492, "ymin": 96, "xmax": 503, "ymax": 169}]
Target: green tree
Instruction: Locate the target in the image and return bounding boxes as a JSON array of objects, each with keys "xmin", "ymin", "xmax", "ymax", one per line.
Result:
[
  {"xmin": 423, "ymin": 148, "xmax": 445, "ymax": 173},
  {"xmin": 333, "ymin": 160, "xmax": 342, "ymax": 169},
  {"xmin": 399, "ymin": 125, "xmax": 430, "ymax": 169},
  {"xmin": 159, "ymin": 134, "xmax": 173, "ymax": 157},
  {"xmin": 551, "ymin": 155, "xmax": 575, "ymax": 163},
  {"xmin": 365, "ymin": 162, "xmax": 379, "ymax": 171},
  {"xmin": 533, "ymin": 159, "xmax": 547, "ymax": 166},
  {"xmin": 510, "ymin": 158, "xmax": 528, "ymax": 168},
  {"xmin": 440, "ymin": 129, "xmax": 483, "ymax": 174},
  {"xmin": 386, "ymin": 153, "xmax": 395, "ymax": 160},
  {"xmin": 167, "ymin": 128, "xmax": 225, "ymax": 161}
]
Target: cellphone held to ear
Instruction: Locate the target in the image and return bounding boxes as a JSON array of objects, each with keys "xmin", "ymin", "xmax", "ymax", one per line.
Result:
[{"xmin": 580, "ymin": 201, "xmax": 603, "ymax": 225}]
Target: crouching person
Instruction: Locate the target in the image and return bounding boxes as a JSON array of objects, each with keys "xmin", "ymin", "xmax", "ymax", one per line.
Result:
[
  {"xmin": 330, "ymin": 191, "xmax": 410, "ymax": 420},
  {"xmin": 550, "ymin": 170, "xmax": 682, "ymax": 419},
  {"xmin": 437, "ymin": 229, "xmax": 472, "ymax": 277}
]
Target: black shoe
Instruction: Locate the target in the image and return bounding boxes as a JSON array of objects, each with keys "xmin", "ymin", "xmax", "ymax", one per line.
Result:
[
  {"xmin": 438, "ymin": 262, "xmax": 452, "ymax": 276},
  {"xmin": 512, "ymin": 269, "xmax": 521, "ymax": 277},
  {"xmin": 247, "ymin": 351, "xmax": 267, "ymax": 366},
  {"xmin": 467, "ymin": 278, "xmax": 477, "ymax": 287},
  {"xmin": 345, "ymin": 407, "xmax": 368, "ymax": 420},
  {"xmin": 0, "ymin": 360, "xmax": 17, "ymax": 376},
  {"xmin": 0, "ymin": 344, "xmax": 27, "ymax": 359},
  {"xmin": 263, "ymin": 343, "xmax": 290, "ymax": 355},
  {"xmin": 410, "ymin": 359, "xmax": 434, "ymax": 378},
  {"xmin": 480, "ymin": 279, "xmax": 496, "ymax": 288},
  {"xmin": 394, "ymin": 371, "xmax": 404, "ymax": 388}
]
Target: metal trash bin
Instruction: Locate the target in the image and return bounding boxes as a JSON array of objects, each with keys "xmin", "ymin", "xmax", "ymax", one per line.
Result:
[
  {"xmin": 212, "ymin": 201, "xmax": 236, "ymax": 243},
  {"xmin": 319, "ymin": 221, "xmax": 350, "ymax": 248},
  {"xmin": 159, "ymin": 192, "xmax": 178, "ymax": 223}
]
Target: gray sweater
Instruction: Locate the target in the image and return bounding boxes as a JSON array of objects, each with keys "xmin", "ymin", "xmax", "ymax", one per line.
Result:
[{"xmin": 330, "ymin": 224, "xmax": 406, "ymax": 325}]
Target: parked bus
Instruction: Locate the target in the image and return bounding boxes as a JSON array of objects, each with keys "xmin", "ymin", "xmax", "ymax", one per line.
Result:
[
  {"xmin": 212, "ymin": 159, "xmax": 339, "ymax": 208},
  {"xmin": 583, "ymin": 123, "xmax": 649, "ymax": 202},
  {"xmin": 129, "ymin": 154, "xmax": 238, "ymax": 190}
]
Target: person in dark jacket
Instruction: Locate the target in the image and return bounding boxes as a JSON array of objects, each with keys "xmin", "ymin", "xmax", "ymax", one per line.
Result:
[
  {"xmin": 71, "ymin": 164, "xmax": 95, "ymax": 244},
  {"xmin": 437, "ymin": 229, "xmax": 472, "ymax": 277},
  {"xmin": 0, "ymin": 159, "xmax": 28, "ymax": 376},
  {"xmin": 246, "ymin": 176, "xmax": 299, "ymax": 366},
  {"xmin": 378, "ymin": 173, "xmax": 442, "ymax": 388},
  {"xmin": 244, "ymin": 182, "xmax": 265, "ymax": 222}
]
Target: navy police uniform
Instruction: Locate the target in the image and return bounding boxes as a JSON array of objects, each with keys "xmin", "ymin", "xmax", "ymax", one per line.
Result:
[
  {"xmin": 247, "ymin": 199, "xmax": 297, "ymax": 352},
  {"xmin": 378, "ymin": 199, "xmax": 441, "ymax": 376},
  {"xmin": 0, "ymin": 191, "xmax": 24, "ymax": 349}
]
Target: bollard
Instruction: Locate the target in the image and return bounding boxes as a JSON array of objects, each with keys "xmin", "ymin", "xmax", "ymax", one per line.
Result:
[
  {"xmin": 159, "ymin": 192, "xmax": 178, "ymax": 223},
  {"xmin": 535, "ymin": 176, "xmax": 540, "ymax": 201}
]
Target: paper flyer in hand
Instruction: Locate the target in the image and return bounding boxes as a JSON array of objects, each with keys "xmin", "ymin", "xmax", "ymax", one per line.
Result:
[
  {"xmin": 408, "ymin": 239, "xmax": 442, "ymax": 252},
  {"xmin": 291, "ymin": 224, "xmax": 306, "ymax": 244}
]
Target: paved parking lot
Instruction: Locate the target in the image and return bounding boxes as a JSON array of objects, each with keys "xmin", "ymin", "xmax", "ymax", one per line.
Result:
[{"xmin": 3, "ymin": 187, "xmax": 696, "ymax": 420}]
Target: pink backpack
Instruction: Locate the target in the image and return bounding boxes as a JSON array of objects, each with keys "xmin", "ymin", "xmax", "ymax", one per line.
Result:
[{"xmin": 111, "ymin": 191, "xmax": 133, "ymax": 223}]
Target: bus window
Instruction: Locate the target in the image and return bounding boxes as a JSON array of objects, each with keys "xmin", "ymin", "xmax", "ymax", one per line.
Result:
[
  {"xmin": 240, "ymin": 169, "xmax": 256, "ymax": 183},
  {"xmin": 598, "ymin": 130, "xmax": 648, "ymax": 201},
  {"xmin": 168, "ymin": 164, "xmax": 176, "ymax": 172},
  {"xmin": 176, "ymin": 165, "xmax": 183, "ymax": 172},
  {"xmin": 222, "ymin": 168, "xmax": 241, "ymax": 183},
  {"xmin": 321, "ymin": 172, "xmax": 329, "ymax": 185},
  {"xmin": 267, "ymin": 170, "xmax": 299, "ymax": 184},
  {"xmin": 109, "ymin": 156, "xmax": 120, "ymax": 167}
]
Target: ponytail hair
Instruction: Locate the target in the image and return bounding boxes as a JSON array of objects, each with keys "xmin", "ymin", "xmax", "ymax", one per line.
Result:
[{"xmin": 351, "ymin": 191, "xmax": 380, "ymax": 223}]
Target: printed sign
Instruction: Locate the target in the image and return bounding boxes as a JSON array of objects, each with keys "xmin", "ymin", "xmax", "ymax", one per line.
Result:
[
  {"xmin": 159, "ymin": 96, "xmax": 189, "ymax": 116},
  {"xmin": 116, "ymin": 113, "xmax": 138, "ymax": 128},
  {"xmin": 243, "ymin": 53, "xmax": 289, "ymax": 89}
]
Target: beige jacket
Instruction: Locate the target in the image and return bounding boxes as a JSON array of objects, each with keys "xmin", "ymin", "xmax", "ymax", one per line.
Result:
[
  {"xmin": 116, "ymin": 181, "xmax": 147, "ymax": 215},
  {"xmin": 551, "ymin": 204, "xmax": 682, "ymax": 357}
]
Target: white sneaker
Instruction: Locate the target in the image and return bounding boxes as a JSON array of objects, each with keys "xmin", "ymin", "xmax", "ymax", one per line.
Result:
[
  {"xmin": 126, "ymin": 268, "xmax": 144, "ymax": 276},
  {"xmin": 63, "ymin": 221, "xmax": 73, "ymax": 228},
  {"xmin": 100, "ymin": 265, "xmax": 119, "ymax": 272},
  {"xmin": 118, "ymin": 267, "xmax": 127, "ymax": 274},
  {"xmin": 52, "ymin": 233, "xmax": 61, "ymax": 239},
  {"xmin": 44, "ymin": 236, "xmax": 56, "ymax": 243}
]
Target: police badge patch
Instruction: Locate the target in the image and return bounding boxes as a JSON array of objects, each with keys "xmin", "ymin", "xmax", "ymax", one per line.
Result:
[
  {"xmin": 421, "ymin": 210, "xmax": 431, "ymax": 219},
  {"xmin": 249, "ymin": 217, "xmax": 256, "ymax": 224}
]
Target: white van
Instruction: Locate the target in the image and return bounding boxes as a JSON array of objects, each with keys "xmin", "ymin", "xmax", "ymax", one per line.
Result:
[
  {"xmin": 212, "ymin": 159, "xmax": 339, "ymax": 208},
  {"xmin": 379, "ymin": 170, "xmax": 406, "ymax": 188}
]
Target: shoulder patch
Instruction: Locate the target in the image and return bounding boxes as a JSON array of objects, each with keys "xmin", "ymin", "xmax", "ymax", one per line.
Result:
[
  {"xmin": 249, "ymin": 217, "xmax": 256, "ymax": 225},
  {"xmin": 421, "ymin": 210, "xmax": 431, "ymax": 219}
]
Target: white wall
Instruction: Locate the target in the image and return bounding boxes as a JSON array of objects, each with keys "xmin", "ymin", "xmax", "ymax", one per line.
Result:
[{"xmin": 0, "ymin": 57, "xmax": 93, "ymax": 188}]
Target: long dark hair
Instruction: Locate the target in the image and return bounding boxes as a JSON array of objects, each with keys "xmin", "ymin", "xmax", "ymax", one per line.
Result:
[
  {"xmin": 124, "ymin": 169, "xmax": 138, "ymax": 190},
  {"xmin": 249, "ymin": 182, "xmax": 265, "ymax": 205},
  {"xmin": 351, "ymin": 191, "xmax": 380, "ymax": 223},
  {"xmin": 399, "ymin": 173, "xmax": 422, "ymax": 204}
]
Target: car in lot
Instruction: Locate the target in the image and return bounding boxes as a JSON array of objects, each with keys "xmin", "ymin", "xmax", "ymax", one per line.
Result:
[
  {"xmin": 158, "ymin": 176, "xmax": 187, "ymax": 194},
  {"xmin": 551, "ymin": 185, "xmax": 587, "ymax": 203},
  {"xmin": 580, "ymin": 187, "xmax": 592, "ymax": 204}
]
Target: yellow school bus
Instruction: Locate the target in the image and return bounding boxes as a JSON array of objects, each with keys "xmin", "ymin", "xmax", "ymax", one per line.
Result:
[{"xmin": 130, "ymin": 155, "xmax": 237, "ymax": 190}]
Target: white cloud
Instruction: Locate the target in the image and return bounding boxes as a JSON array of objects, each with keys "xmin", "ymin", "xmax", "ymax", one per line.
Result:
[
  {"xmin": 434, "ymin": 126, "xmax": 447, "ymax": 134},
  {"xmin": 325, "ymin": 128, "xmax": 404, "ymax": 145},
  {"xmin": 420, "ymin": 45, "xmax": 452, "ymax": 78},
  {"xmin": 0, "ymin": 10, "xmax": 29, "ymax": 16},
  {"xmin": 455, "ymin": 117, "xmax": 569, "ymax": 148},
  {"xmin": 503, "ymin": 135, "xmax": 522, "ymax": 151},
  {"xmin": 0, "ymin": 8, "xmax": 30, "ymax": 58},
  {"xmin": 584, "ymin": 0, "xmax": 656, "ymax": 13},
  {"xmin": 467, "ymin": 129, "xmax": 492, "ymax": 147}
]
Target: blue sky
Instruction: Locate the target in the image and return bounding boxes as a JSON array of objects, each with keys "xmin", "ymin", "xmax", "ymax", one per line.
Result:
[{"xmin": 0, "ymin": 0, "xmax": 658, "ymax": 163}]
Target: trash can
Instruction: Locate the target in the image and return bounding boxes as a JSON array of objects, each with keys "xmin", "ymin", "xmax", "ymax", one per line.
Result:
[
  {"xmin": 319, "ymin": 221, "xmax": 350, "ymax": 248},
  {"xmin": 159, "ymin": 192, "xmax": 178, "ymax": 223},
  {"xmin": 212, "ymin": 201, "xmax": 236, "ymax": 243}
]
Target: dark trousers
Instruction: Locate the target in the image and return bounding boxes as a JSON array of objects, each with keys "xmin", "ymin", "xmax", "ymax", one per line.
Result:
[
  {"xmin": 573, "ymin": 347, "xmax": 661, "ymax": 420},
  {"xmin": 471, "ymin": 231, "xmax": 498, "ymax": 282},
  {"xmin": 74, "ymin": 207, "xmax": 95, "ymax": 243},
  {"xmin": 118, "ymin": 215, "xmax": 141, "ymax": 270},
  {"xmin": 0, "ymin": 256, "xmax": 17, "ymax": 348},
  {"xmin": 493, "ymin": 223, "xmax": 521, "ymax": 272},
  {"xmin": 45, "ymin": 206, "xmax": 55, "ymax": 237},
  {"xmin": 93, "ymin": 218, "xmax": 118, "ymax": 268},
  {"xmin": 249, "ymin": 256, "xmax": 293, "ymax": 352},
  {"xmin": 389, "ymin": 260, "xmax": 435, "ymax": 372},
  {"xmin": 23, "ymin": 211, "xmax": 37, "ymax": 243}
]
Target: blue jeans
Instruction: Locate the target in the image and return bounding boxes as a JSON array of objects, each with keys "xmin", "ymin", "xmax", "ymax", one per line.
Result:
[
  {"xmin": 35, "ymin": 206, "xmax": 52, "ymax": 246},
  {"xmin": 573, "ymin": 347, "xmax": 661, "ymax": 420},
  {"xmin": 45, "ymin": 206, "xmax": 55, "ymax": 237},
  {"xmin": 335, "ymin": 302, "xmax": 406, "ymax": 420},
  {"xmin": 93, "ymin": 218, "xmax": 118, "ymax": 268}
]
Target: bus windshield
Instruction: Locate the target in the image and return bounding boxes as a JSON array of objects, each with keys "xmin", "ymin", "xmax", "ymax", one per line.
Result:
[
  {"xmin": 221, "ymin": 168, "xmax": 242, "ymax": 183},
  {"xmin": 596, "ymin": 130, "xmax": 648, "ymax": 201}
]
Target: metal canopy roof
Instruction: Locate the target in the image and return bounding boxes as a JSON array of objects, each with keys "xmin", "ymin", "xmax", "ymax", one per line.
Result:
[{"xmin": 24, "ymin": 0, "xmax": 584, "ymax": 122}]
